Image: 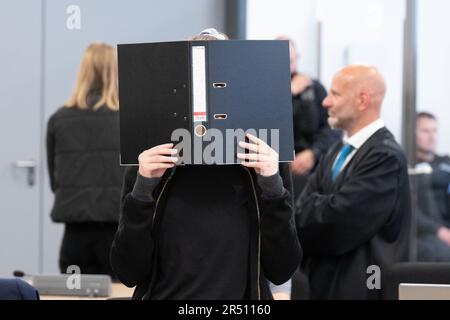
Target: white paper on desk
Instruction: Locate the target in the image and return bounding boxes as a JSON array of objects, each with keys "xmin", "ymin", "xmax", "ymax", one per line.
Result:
[{"xmin": 191, "ymin": 46, "xmax": 207, "ymax": 123}]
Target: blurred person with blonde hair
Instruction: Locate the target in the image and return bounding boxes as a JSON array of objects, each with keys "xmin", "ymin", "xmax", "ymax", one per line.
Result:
[{"xmin": 47, "ymin": 42, "xmax": 123, "ymax": 277}]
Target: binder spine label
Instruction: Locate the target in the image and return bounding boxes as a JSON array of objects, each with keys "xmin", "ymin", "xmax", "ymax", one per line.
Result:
[{"xmin": 191, "ymin": 46, "xmax": 207, "ymax": 123}]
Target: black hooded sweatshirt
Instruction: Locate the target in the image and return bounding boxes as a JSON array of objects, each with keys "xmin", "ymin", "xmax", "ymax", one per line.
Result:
[{"xmin": 111, "ymin": 164, "xmax": 301, "ymax": 300}]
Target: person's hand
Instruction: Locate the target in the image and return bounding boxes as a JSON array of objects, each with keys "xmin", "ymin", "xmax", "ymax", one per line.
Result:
[
  {"xmin": 437, "ymin": 227, "xmax": 450, "ymax": 247},
  {"xmin": 291, "ymin": 74, "xmax": 312, "ymax": 96},
  {"xmin": 291, "ymin": 149, "xmax": 315, "ymax": 175},
  {"xmin": 238, "ymin": 133, "xmax": 279, "ymax": 177},
  {"xmin": 138, "ymin": 143, "xmax": 178, "ymax": 179},
  {"xmin": 272, "ymin": 292, "xmax": 291, "ymax": 300}
]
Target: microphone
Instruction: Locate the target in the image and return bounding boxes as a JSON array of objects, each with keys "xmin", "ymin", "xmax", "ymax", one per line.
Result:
[
  {"xmin": 13, "ymin": 270, "xmax": 26, "ymax": 277},
  {"xmin": 12, "ymin": 270, "xmax": 34, "ymax": 287}
]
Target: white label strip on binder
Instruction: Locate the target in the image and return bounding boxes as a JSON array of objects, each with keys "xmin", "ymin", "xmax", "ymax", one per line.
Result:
[{"xmin": 191, "ymin": 46, "xmax": 207, "ymax": 123}]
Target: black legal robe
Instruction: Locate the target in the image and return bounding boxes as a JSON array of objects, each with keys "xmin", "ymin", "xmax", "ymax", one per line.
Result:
[{"xmin": 296, "ymin": 127, "xmax": 411, "ymax": 300}]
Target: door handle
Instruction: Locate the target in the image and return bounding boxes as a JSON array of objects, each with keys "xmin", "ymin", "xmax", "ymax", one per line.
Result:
[{"xmin": 15, "ymin": 159, "xmax": 36, "ymax": 187}]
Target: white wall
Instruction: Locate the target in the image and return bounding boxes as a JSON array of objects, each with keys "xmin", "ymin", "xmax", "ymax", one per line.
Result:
[
  {"xmin": 417, "ymin": 0, "xmax": 450, "ymax": 155},
  {"xmin": 246, "ymin": 0, "xmax": 318, "ymax": 77},
  {"xmin": 246, "ymin": 0, "xmax": 406, "ymax": 143},
  {"xmin": 317, "ymin": 0, "xmax": 406, "ymax": 142}
]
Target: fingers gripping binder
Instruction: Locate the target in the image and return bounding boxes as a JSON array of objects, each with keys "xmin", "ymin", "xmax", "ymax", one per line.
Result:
[{"xmin": 118, "ymin": 40, "xmax": 294, "ymax": 165}]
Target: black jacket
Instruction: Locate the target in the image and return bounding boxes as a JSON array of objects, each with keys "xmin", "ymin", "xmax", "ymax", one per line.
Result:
[
  {"xmin": 46, "ymin": 105, "xmax": 123, "ymax": 223},
  {"xmin": 292, "ymin": 79, "xmax": 339, "ymax": 162},
  {"xmin": 296, "ymin": 128, "xmax": 411, "ymax": 299},
  {"xmin": 416, "ymin": 155, "xmax": 450, "ymax": 236},
  {"xmin": 110, "ymin": 164, "xmax": 302, "ymax": 300}
]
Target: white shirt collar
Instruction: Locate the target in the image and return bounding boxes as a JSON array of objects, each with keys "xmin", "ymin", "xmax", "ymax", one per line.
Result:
[{"xmin": 343, "ymin": 118, "xmax": 385, "ymax": 149}]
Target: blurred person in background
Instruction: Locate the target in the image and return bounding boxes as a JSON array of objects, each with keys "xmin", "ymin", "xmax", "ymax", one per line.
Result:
[
  {"xmin": 276, "ymin": 36, "xmax": 339, "ymax": 201},
  {"xmin": 276, "ymin": 36, "xmax": 339, "ymax": 300},
  {"xmin": 416, "ymin": 112, "xmax": 450, "ymax": 261},
  {"xmin": 46, "ymin": 42, "xmax": 123, "ymax": 277}
]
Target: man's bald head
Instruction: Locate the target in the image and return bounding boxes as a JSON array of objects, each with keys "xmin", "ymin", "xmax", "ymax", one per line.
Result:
[
  {"xmin": 322, "ymin": 64, "xmax": 387, "ymax": 136},
  {"xmin": 335, "ymin": 64, "xmax": 386, "ymax": 112}
]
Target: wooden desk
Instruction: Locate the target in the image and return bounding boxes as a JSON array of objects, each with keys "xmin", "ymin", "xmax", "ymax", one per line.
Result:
[{"xmin": 40, "ymin": 283, "xmax": 134, "ymax": 300}]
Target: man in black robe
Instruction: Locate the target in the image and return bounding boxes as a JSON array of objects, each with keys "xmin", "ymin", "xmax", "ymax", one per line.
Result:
[{"xmin": 295, "ymin": 65, "xmax": 411, "ymax": 300}]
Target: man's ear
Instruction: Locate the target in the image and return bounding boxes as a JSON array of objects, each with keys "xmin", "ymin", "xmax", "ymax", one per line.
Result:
[{"xmin": 358, "ymin": 91, "xmax": 371, "ymax": 111}]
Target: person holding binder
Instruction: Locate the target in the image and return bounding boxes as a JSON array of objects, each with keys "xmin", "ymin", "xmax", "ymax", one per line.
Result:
[{"xmin": 111, "ymin": 29, "xmax": 302, "ymax": 300}]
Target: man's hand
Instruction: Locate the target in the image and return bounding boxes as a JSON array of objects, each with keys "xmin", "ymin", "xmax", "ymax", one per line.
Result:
[
  {"xmin": 291, "ymin": 149, "xmax": 315, "ymax": 175},
  {"xmin": 238, "ymin": 133, "xmax": 279, "ymax": 177},
  {"xmin": 138, "ymin": 143, "xmax": 178, "ymax": 179},
  {"xmin": 291, "ymin": 74, "xmax": 312, "ymax": 96},
  {"xmin": 437, "ymin": 227, "xmax": 450, "ymax": 247}
]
